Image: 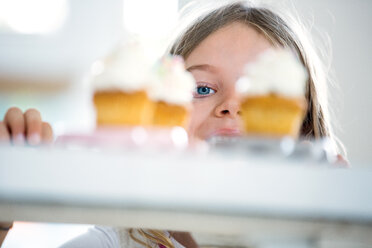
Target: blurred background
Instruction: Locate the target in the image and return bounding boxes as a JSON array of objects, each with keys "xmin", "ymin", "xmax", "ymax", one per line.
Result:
[
  {"xmin": 0, "ymin": 0, "xmax": 371, "ymax": 165},
  {"xmin": 0, "ymin": 0, "xmax": 371, "ymax": 247}
]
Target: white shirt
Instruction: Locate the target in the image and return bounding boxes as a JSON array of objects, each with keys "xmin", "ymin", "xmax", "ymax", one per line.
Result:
[{"xmin": 60, "ymin": 226, "xmax": 185, "ymax": 248}]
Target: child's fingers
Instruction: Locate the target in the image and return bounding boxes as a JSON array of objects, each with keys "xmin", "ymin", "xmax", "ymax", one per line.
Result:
[
  {"xmin": 2, "ymin": 107, "xmax": 52, "ymax": 146},
  {"xmin": 0, "ymin": 122, "xmax": 10, "ymax": 142},
  {"xmin": 24, "ymin": 108, "xmax": 42, "ymax": 145},
  {"xmin": 41, "ymin": 122, "xmax": 53, "ymax": 144},
  {"xmin": 4, "ymin": 107, "xmax": 25, "ymax": 145}
]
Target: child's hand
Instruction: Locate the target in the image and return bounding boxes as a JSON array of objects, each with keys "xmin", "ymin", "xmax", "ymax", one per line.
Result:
[{"xmin": 0, "ymin": 107, "xmax": 53, "ymax": 145}]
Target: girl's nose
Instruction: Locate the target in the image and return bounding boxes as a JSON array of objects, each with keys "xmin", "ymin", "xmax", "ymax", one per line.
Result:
[{"xmin": 214, "ymin": 93, "xmax": 241, "ymax": 118}]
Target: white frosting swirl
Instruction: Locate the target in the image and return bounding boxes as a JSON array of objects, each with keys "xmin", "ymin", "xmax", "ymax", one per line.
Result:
[
  {"xmin": 148, "ymin": 56, "xmax": 196, "ymax": 105},
  {"xmin": 236, "ymin": 49, "xmax": 308, "ymax": 97},
  {"xmin": 92, "ymin": 41, "xmax": 152, "ymax": 92}
]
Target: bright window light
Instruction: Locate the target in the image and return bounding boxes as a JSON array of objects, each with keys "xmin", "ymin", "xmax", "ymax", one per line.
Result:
[
  {"xmin": 0, "ymin": 0, "xmax": 68, "ymax": 34},
  {"xmin": 123, "ymin": 0, "xmax": 178, "ymax": 37}
]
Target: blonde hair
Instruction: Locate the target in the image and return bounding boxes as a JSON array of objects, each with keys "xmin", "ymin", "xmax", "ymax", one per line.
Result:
[
  {"xmin": 128, "ymin": 228, "xmax": 175, "ymax": 248},
  {"xmin": 129, "ymin": 1, "xmax": 344, "ymax": 247}
]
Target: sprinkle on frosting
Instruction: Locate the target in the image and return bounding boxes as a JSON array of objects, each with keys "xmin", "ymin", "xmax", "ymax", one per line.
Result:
[
  {"xmin": 147, "ymin": 56, "xmax": 196, "ymax": 105},
  {"xmin": 236, "ymin": 49, "xmax": 308, "ymax": 97}
]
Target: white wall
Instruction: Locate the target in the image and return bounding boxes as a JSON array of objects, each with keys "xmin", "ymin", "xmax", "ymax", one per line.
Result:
[{"xmin": 0, "ymin": 0, "xmax": 124, "ymax": 135}]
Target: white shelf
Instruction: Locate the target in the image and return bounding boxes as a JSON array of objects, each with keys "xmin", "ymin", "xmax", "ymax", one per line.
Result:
[{"xmin": 1, "ymin": 145, "xmax": 372, "ymax": 246}]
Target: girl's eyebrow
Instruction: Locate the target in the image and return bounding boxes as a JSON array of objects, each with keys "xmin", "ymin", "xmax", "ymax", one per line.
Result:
[{"xmin": 186, "ymin": 64, "xmax": 217, "ymax": 73}]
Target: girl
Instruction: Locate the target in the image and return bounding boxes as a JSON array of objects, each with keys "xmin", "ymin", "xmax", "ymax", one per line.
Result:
[{"xmin": 0, "ymin": 1, "xmax": 345, "ymax": 247}]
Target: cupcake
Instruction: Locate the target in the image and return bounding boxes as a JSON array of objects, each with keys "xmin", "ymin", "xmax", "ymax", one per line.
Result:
[
  {"xmin": 236, "ymin": 49, "xmax": 308, "ymax": 138},
  {"xmin": 148, "ymin": 56, "xmax": 196, "ymax": 128},
  {"xmin": 92, "ymin": 41, "xmax": 155, "ymax": 126}
]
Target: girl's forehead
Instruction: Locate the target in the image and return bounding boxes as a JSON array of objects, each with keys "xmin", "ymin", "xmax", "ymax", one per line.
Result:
[{"xmin": 185, "ymin": 22, "xmax": 273, "ymax": 69}]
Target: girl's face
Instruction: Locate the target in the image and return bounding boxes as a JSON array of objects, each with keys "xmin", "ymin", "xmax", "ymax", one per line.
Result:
[{"xmin": 185, "ymin": 22, "xmax": 273, "ymax": 141}]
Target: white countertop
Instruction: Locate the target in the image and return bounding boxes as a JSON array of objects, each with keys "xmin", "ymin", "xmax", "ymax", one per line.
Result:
[{"xmin": 1, "ymin": 144, "xmax": 372, "ymax": 247}]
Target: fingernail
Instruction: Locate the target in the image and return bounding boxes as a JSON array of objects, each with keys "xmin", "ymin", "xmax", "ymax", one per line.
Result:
[
  {"xmin": 13, "ymin": 134, "xmax": 25, "ymax": 145},
  {"xmin": 28, "ymin": 133, "xmax": 41, "ymax": 146}
]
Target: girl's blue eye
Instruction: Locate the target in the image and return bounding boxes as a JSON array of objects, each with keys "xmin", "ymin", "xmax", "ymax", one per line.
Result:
[{"xmin": 196, "ymin": 86, "xmax": 216, "ymax": 96}]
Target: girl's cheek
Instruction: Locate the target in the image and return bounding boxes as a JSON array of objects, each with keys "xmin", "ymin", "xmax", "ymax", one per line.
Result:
[
  {"xmin": 189, "ymin": 99, "xmax": 214, "ymax": 139},
  {"xmin": 188, "ymin": 102, "xmax": 202, "ymax": 137}
]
